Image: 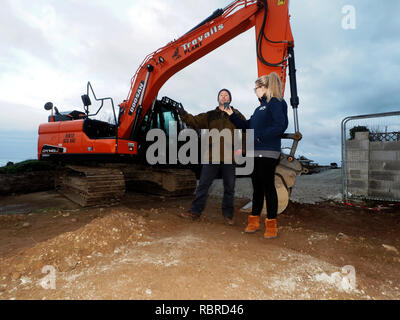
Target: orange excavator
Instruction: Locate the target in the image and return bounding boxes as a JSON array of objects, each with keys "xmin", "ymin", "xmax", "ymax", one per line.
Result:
[{"xmin": 38, "ymin": 0, "xmax": 304, "ymax": 209}]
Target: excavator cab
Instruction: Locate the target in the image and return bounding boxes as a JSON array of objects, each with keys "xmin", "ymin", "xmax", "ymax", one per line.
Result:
[
  {"xmin": 136, "ymin": 96, "xmax": 190, "ymax": 158},
  {"xmin": 134, "ymin": 96, "xmax": 202, "ymax": 179}
]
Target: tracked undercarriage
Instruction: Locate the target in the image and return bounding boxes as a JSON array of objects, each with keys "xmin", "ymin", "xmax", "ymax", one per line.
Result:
[
  {"xmin": 120, "ymin": 164, "xmax": 198, "ymax": 196},
  {"xmin": 55, "ymin": 165, "xmax": 126, "ymax": 207},
  {"xmin": 55, "ymin": 164, "xmax": 197, "ymax": 207},
  {"xmin": 54, "ymin": 154, "xmax": 303, "ymax": 210}
]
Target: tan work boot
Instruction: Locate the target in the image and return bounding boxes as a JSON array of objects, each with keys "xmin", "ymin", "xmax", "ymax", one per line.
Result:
[
  {"xmin": 264, "ymin": 218, "xmax": 278, "ymax": 239},
  {"xmin": 244, "ymin": 215, "xmax": 260, "ymax": 233}
]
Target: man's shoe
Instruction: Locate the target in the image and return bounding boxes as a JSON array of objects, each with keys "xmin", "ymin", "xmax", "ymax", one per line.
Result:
[
  {"xmin": 224, "ymin": 216, "xmax": 234, "ymax": 226},
  {"xmin": 179, "ymin": 211, "xmax": 200, "ymax": 220}
]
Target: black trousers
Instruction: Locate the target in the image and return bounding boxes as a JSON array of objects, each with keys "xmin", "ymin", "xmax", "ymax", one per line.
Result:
[
  {"xmin": 190, "ymin": 164, "xmax": 236, "ymax": 218},
  {"xmin": 251, "ymin": 157, "xmax": 280, "ymax": 219}
]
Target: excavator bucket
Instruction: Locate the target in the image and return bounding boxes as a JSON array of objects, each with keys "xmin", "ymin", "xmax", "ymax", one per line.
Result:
[{"xmin": 241, "ymin": 154, "xmax": 306, "ymax": 214}]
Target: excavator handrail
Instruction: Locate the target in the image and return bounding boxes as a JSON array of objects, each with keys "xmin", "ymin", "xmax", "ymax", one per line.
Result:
[
  {"xmin": 85, "ymin": 82, "xmax": 118, "ymax": 126},
  {"xmin": 224, "ymin": 0, "xmax": 257, "ymax": 18}
]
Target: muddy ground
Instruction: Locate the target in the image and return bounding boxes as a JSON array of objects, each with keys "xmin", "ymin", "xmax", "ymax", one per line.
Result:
[{"xmin": 0, "ymin": 190, "xmax": 399, "ymax": 300}]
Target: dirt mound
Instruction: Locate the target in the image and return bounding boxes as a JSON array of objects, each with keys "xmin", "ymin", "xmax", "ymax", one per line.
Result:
[{"xmin": 0, "ymin": 209, "xmax": 146, "ymax": 279}]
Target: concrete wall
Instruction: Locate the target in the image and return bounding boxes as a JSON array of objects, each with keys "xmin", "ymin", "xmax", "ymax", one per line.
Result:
[{"xmin": 346, "ymin": 131, "xmax": 400, "ymax": 200}]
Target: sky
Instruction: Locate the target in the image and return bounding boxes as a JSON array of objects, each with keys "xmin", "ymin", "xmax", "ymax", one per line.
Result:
[{"xmin": 1, "ymin": 0, "xmax": 400, "ymax": 165}]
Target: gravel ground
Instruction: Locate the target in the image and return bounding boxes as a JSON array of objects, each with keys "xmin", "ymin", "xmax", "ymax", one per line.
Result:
[{"xmin": 209, "ymin": 169, "xmax": 343, "ymax": 204}]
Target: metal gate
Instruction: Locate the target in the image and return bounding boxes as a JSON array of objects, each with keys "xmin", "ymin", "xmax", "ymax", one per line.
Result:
[{"xmin": 341, "ymin": 111, "xmax": 400, "ymax": 202}]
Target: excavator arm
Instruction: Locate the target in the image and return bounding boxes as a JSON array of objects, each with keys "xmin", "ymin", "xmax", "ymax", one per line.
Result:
[{"xmin": 118, "ymin": 0, "xmax": 299, "ymax": 146}]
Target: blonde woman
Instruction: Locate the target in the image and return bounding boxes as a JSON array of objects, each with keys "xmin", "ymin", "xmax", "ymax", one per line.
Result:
[{"xmin": 223, "ymin": 73, "xmax": 288, "ymax": 238}]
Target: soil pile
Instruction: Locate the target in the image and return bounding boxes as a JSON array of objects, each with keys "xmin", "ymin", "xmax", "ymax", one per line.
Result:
[{"xmin": 0, "ymin": 209, "xmax": 146, "ymax": 279}]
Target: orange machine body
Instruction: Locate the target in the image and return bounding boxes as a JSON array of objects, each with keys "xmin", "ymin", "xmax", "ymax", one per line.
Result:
[{"xmin": 38, "ymin": 120, "xmax": 137, "ymax": 159}]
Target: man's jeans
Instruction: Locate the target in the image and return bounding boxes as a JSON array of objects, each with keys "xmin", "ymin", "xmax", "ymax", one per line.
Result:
[{"xmin": 190, "ymin": 164, "xmax": 236, "ymax": 218}]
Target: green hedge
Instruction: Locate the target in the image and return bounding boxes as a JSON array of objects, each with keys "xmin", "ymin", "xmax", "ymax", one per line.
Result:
[
  {"xmin": 0, "ymin": 159, "xmax": 60, "ymax": 174},
  {"xmin": 349, "ymin": 126, "xmax": 369, "ymax": 140}
]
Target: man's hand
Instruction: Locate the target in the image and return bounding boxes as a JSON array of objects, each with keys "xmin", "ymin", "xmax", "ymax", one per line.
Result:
[{"xmin": 223, "ymin": 105, "xmax": 234, "ymax": 116}]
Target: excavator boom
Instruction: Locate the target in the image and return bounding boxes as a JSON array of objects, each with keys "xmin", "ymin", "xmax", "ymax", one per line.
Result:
[{"xmin": 119, "ymin": 0, "xmax": 296, "ymax": 142}]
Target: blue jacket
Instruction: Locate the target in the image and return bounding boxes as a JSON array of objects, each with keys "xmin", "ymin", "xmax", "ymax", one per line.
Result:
[{"xmin": 229, "ymin": 96, "xmax": 288, "ymax": 152}]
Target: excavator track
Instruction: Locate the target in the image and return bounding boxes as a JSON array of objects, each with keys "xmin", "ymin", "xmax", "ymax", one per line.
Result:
[
  {"xmin": 55, "ymin": 165, "xmax": 126, "ymax": 207},
  {"xmin": 120, "ymin": 164, "xmax": 197, "ymax": 196},
  {"xmin": 55, "ymin": 163, "xmax": 197, "ymax": 207}
]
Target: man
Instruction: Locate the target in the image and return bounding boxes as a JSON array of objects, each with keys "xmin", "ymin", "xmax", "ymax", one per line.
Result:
[{"xmin": 177, "ymin": 89, "xmax": 246, "ymax": 225}]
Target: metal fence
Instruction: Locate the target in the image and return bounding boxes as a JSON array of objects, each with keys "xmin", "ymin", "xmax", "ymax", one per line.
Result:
[{"xmin": 341, "ymin": 111, "xmax": 400, "ymax": 203}]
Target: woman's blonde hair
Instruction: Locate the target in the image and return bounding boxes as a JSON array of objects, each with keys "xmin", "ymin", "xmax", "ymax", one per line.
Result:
[{"xmin": 255, "ymin": 72, "xmax": 283, "ymax": 101}]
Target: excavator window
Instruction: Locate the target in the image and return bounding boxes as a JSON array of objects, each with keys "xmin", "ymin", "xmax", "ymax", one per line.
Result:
[
  {"xmin": 82, "ymin": 119, "xmax": 116, "ymax": 139},
  {"xmin": 140, "ymin": 98, "xmax": 183, "ymax": 137},
  {"xmin": 160, "ymin": 107, "xmax": 178, "ymax": 137},
  {"xmin": 136, "ymin": 97, "xmax": 187, "ymax": 159}
]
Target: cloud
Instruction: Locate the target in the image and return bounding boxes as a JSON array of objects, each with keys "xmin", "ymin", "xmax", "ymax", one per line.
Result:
[
  {"xmin": 0, "ymin": 1, "xmax": 54, "ymax": 63},
  {"xmin": 0, "ymin": 101, "xmax": 46, "ymax": 131},
  {"xmin": 286, "ymin": 0, "xmax": 400, "ymax": 163}
]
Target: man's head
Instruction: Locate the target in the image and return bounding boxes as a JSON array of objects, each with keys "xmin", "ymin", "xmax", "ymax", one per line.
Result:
[{"xmin": 217, "ymin": 89, "xmax": 232, "ymax": 106}]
